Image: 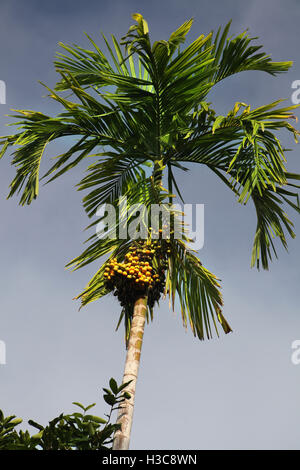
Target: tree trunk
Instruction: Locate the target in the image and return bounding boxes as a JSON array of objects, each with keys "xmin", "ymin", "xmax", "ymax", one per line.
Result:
[{"xmin": 112, "ymin": 296, "xmax": 147, "ymax": 450}]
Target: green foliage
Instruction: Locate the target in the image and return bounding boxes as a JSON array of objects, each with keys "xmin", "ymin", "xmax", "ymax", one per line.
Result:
[
  {"xmin": 0, "ymin": 378, "xmax": 131, "ymax": 450},
  {"xmin": 0, "ymin": 13, "xmax": 299, "ymax": 340}
]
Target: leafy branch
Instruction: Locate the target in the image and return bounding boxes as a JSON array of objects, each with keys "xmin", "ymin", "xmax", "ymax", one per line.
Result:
[{"xmin": 0, "ymin": 377, "xmax": 131, "ymax": 450}]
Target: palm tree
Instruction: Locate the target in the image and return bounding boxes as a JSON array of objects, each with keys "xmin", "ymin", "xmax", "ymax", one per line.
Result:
[{"xmin": 1, "ymin": 13, "xmax": 300, "ymax": 450}]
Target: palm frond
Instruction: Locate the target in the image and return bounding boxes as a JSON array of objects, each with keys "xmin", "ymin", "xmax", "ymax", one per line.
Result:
[
  {"xmin": 210, "ymin": 21, "xmax": 293, "ymax": 82},
  {"xmin": 0, "ymin": 110, "xmax": 82, "ymax": 204},
  {"xmin": 77, "ymin": 154, "xmax": 150, "ymax": 217},
  {"xmin": 251, "ymin": 174, "xmax": 300, "ymax": 269},
  {"xmin": 165, "ymin": 239, "xmax": 232, "ymax": 340}
]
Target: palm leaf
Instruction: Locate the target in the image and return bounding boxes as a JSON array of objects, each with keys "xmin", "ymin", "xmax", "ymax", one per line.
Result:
[
  {"xmin": 210, "ymin": 21, "xmax": 293, "ymax": 82},
  {"xmin": 165, "ymin": 239, "xmax": 232, "ymax": 340}
]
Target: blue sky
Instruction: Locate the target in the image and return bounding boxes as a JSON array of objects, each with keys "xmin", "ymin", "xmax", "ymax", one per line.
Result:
[{"xmin": 0, "ymin": 0, "xmax": 300, "ymax": 450}]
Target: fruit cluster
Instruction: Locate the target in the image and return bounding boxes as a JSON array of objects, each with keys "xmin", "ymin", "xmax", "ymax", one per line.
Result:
[{"xmin": 103, "ymin": 240, "xmax": 170, "ymax": 308}]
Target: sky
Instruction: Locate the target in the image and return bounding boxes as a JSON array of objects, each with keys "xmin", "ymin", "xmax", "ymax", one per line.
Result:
[{"xmin": 0, "ymin": 0, "xmax": 300, "ymax": 450}]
